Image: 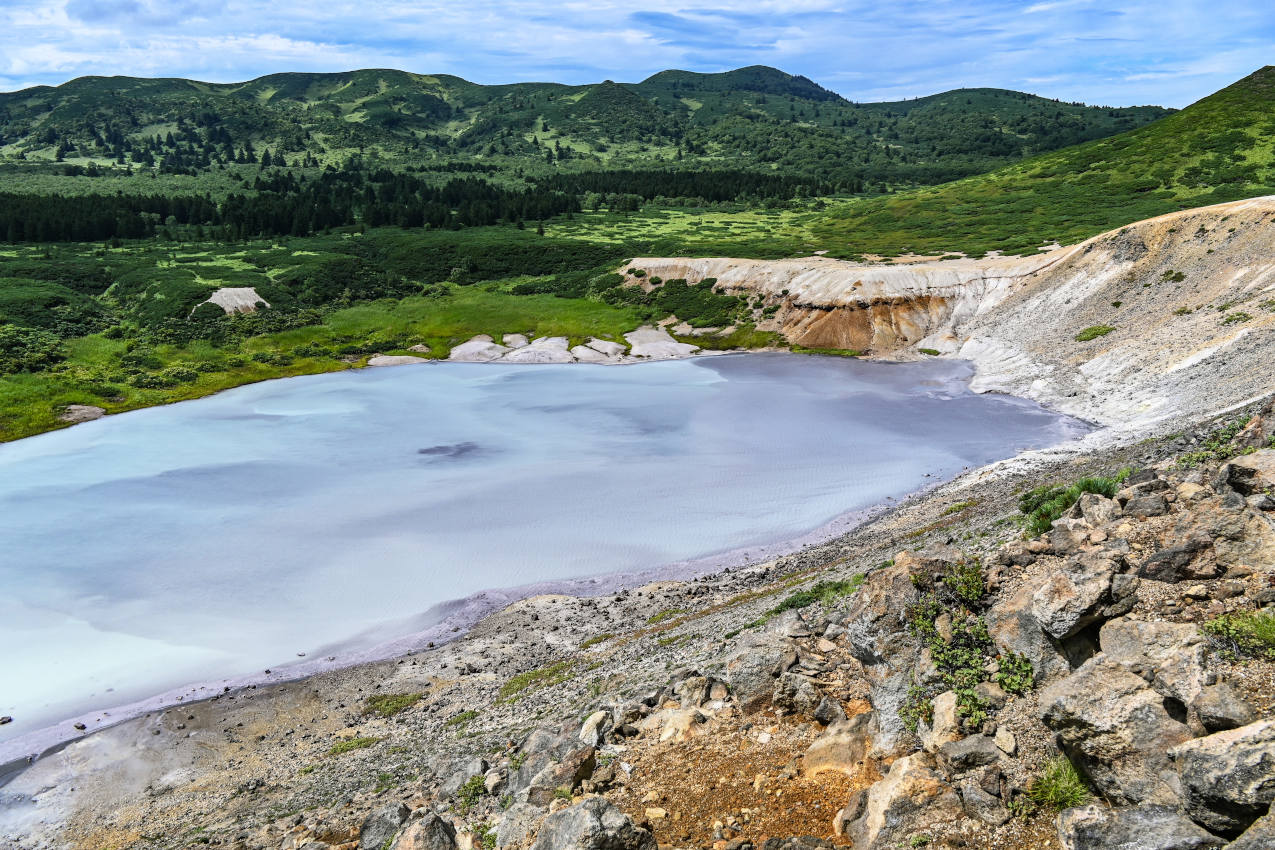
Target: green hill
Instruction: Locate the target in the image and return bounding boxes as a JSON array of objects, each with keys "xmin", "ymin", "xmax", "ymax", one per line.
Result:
[
  {"xmin": 813, "ymin": 67, "xmax": 1275, "ymax": 256},
  {"xmin": 0, "ymin": 66, "xmax": 1170, "ymax": 193}
]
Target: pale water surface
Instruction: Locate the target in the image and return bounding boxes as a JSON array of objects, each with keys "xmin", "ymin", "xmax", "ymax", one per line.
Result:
[{"xmin": 0, "ymin": 354, "xmax": 1086, "ymax": 747}]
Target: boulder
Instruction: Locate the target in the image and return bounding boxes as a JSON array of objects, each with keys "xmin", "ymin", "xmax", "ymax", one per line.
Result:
[
  {"xmin": 804, "ymin": 712, "xmax": 876, "ymax": 777},
  {"xmin": 1077, "ymin": 492, "xmax": 1122, "ymax": 527},
  {"xmin": 448, "ymin": 335, "xmax": 511, "ymax": 362},
  {"xmin": 938, "ymin": 735, "xmax": 1001, "ymax": 773},
  {"xmin": 726, "ymin": 637, "xmax": 791, "ymax": 713},
  {"xmin": 58, "ymin": 404, "xmax": 106, "ymax": 423},
  {"xmin": 1138, "ymin": 538, "xmax": 1217, "ymax": 583},
  {"xmin": 985, "ymin": 584, "xmax": 1070, "ymax": 684},
  {"xmin": 772, "ymin": 672, "xmax": 822, "ymax": 719},
  {"xmin": 1031, "ymin": 552, "xmax": 1121, "ymax": 640},
  {"xmin": 367, "ymin": 354, "xmax": 428, "ymax": 367},
  {"xmin": 840, "ymin": 752, "xmax": 963, "ymax": 850},
  {"xmin": 528, "ymin": 797, "xmax": 655, "ymax": 850},
  {"xmin": 1226, "ymin": 806, "xmax": 1275, "ymax": 850},
  {"xmin": 1170, "ymin": 719, "xmax": 1275, "ymax": 837},
  {"xmin": 1191, "ymin": 684, "xmax": 1255, "ymax": 733},
  {"xmin": 1039, "ymin": 658, "xmax": 1193, "ymax": 805},
  {"xmin": 496, "ymin": 803, "xmax": 546, "ymax": 848},
  {"xmin": 1126, "ymin": 494, "xmax": 1170, "ymax": 518},
  {"xmin": 920, "ymin": 691, "xmax": 961, "ymax": 754},
  {"xmin": 813, "ymin": 696, "xmax": 847, "ymax": 726},
  {"xmin": 391, "ymin": 814, "xmax": 458, "ymax": 850},
  {"xmin": 360, "ymin": 802, "xmax": 410, "ymax": 850},
  {"xmin": 585, "ymin": 338, "xmax": 627, "ymax": 357},
  {"xmin": 1056, "ymin": 804, "xmax": 1224, "ymax": 850},
  {"xmin": 1221, "ymin": 450, "xmax": 1275, "ymax": 495},
  {"xmin": 960, "ymin": 778, "xmax": 1009, "ymax": 826},
  {"xmin": 503, "ymin": 337, "xmax": 575, "ymax": 364},
  {"xmin": 520, "ymin": 745, "xmax": 596, "ymax": 806},
  {"xmin": 579, "ymin": 711, "xmax": 612, "ymax": 746},
  {"xmin": 1098, "ymin": 619, "xmax": 1208, "ymax": 707}
]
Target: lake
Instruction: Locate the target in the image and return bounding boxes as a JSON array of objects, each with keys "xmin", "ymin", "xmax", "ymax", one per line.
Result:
[{"xmin": 0, "ymin": 353, "xmax": 1086, "ymax": 751}]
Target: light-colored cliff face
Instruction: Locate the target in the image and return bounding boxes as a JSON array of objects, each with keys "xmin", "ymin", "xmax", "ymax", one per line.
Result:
[{"xmin": 628, "ymin": 195, "xmax": 1275, "ymax": 431}]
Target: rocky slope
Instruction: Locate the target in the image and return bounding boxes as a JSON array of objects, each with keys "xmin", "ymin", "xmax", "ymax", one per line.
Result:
[
  {"xmin": 5, "ymin": 200, "xmax": 1275, "ymax": 850},
  {"xmin": 629, "ymin": 195, "xmax": 1275, "ymax": 432}
]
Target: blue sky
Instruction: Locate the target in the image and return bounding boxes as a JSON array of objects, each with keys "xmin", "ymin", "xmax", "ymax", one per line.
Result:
[{"xmin": 1, "ymin": 1, "xmax": 1271, "ymax": 107}]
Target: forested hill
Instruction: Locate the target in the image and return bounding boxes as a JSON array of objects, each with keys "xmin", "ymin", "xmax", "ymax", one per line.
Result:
[
  {"xmin": 812, "ymin": 65, "xmax": 1275, "ymax": 257},
  {"xmin": 0, "ymin": 65, "xmax": 1171, "ymax": 191}
]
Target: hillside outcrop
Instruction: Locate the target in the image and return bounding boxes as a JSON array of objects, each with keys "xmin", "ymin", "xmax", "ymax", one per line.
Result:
[{"xmin": 628, "ymin": 195, "xmax": 1275, "ymax": 431}]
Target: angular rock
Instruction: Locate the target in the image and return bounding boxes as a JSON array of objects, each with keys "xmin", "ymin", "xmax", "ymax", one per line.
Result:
[
  {"xmin": 448, "ymin": 335, "xmax": 511, "ymax": 362},
  {"xmin": 360, "ymin": 802, "xmax": 410, "ymax": 850},
  {"xmin": 960, "ymin": 778, "xmax": 1009, "ymax": 826},
  {"xmin": 1126, "ymin": 494, "xmax": 1170, "ymax": 518},
  {"xmin": 1139, "ymin": 538, "xmax": 1216, "ymax": 583},
  {"xmin": 391, "ymin": 814, "xmax": 458, "ymax": 850},
  {"xmin": 726, "ymin": 638, "xmax": 790, "ymax": 713},
  {"xmin": 985, "ymin": 584, "xmax": 1070, "ymax": 684},
  {"xmin": 1191, "ymin": 683, "xmax": 1256, "ymax": 733},
  {"xmin": 804, "ymin": 712, "xmax": 876, "ymax": 777},
  {"xmin": 496, "ymin": 803, "xmax": 546, "ymax": 848},
  {"xmin": 1222, "ymin": 450, "xmax": 1275, "ymax": 495},
  {"xmin": 813, "ymin": 696, "xmax": 847, "ymax": 726},
  {"xmin": 1031, "ymin": 552, "xmax": 1120, "ymax": 640},
  {"xmin": 1078, "ymin": 492, "xmax": 1122, "ymax": 527},
  {"xmin": 367, "ymin": 354, "xmax": 428, "ymax": 367},
  {"xmin": 938, "ymin": 735, "xmax": 1001, "ymax": 773},
  {"xmin": 920, "ymin": 691, "xmax": 961, "ymax": 754},
  {"xmin": 520, "ymin": 745, "xmax": 596, "ymax": 806},
  {"xmin": 1099, "ymin": 618, "xmax": 1208, "ymax": 706},
  {"xmin": 1170, "ymin": 719, "xmax": 1275, "ymax": 837},
  {"xmin": 1039, "ymin": 658, "xmax": 1193, "ymax": 805},
  {"xmin": 58, "ymin": 404, "xmax": 106, "ymax": 423},
  {"xmin": 841, "ymin": 752, "xmax": 962, "ymax": 850},
  {"xmin": 579, "ymin": 711, "xmax": 612, "ymax": 746},
  {"xmin": 772, "ymin": 672, "xmax": 822, "ymax": 719},
  {"xmin": 1056, "ymin": 804, "xmax": 1224, "ymax": 850},
  {"xmin": 529, "ymin": 797, "xmax": 655, "ymax": 850}
]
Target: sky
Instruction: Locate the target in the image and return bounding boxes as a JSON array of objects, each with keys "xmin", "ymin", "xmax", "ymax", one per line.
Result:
[{"xmin": 0, "ymin": 1, "xmax": 1271, "ymax": 107}]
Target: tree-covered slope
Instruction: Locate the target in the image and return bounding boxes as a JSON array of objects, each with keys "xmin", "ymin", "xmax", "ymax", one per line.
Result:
[
  {"xmin": 0, "ymin": 66, "xmax": 1171, "ymax": 191},
  {"xmin": 813, "ymin": 67, "xmax": 1275, "ymax": 257}
]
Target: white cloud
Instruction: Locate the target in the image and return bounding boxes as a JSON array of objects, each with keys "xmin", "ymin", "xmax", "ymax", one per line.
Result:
[{"xmin": 0, "ymin": 0, "xmax": 1268, "ymax": 106}]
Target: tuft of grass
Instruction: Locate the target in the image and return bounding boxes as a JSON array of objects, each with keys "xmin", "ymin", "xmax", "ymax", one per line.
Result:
[
  {"xmin": 1074, "ymin": 325, "xmax": 1115, "ymax": 342},
  {"xmin": 1222, "ymin": 311, "xmax": 1253, "ymax": 325},
  {"xmin": 498, "ymin": 660, "xmax": 578, "ymax": 702},
  {"xmin": 1027, "ymin": 755, "xmax": 1090, "ymax": 810},
  {"xmin": 943, "ymin": 499, "xmax": 978, "ymax": 516},
  {"xmin": 445, "ymin": 710, "xmax": 479, "ymax": 728},
  {"xmin": 579, "ymin": 633, "xmax": 615, "ymax": 649},
  {"xmin": 1018, "ymin": 469, "xmax": 1130, "ymax": 537},
  {"xmin": 455, "ymin": 775, "xmax": 487, "ymax": 813},
  {"xmin": 327, "ymin": 736, "xmax": 382, "ymax": 756},
  {"xmin": 1202, "ymin": 611, "xmax": 1275, "ymax": 660},
  {"xmin": 646, "ymin": 608, "xmax": 687, "ymax": 625},
  {"xmin": 769, "ymin": 576, "xmax": 865, "ymax": 616},
  {"xmin": 363, "ymin": 693, "xmax": 422, "ymax": 718}
]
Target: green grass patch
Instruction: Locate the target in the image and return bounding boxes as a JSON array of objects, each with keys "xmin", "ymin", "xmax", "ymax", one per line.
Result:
[
  {"xmin": 646, "ymin": 608, "xmax": 687, "ymax": 625},
  {"xmin": 1027, "ymin": 755, "xmax": 1091, "ymax": 810},
  {"xmin": 363, "ymin": 693, "xmax": 422, "ymax": 718},
  {"xmin": 445, "ymin": 710, "xmax": 480, "ymax": 728},
  {"xmin": 580, "ymin": 633, "xmax": 615, "ymax": 649},
  {"xmin": 942, "ymin": 499, "xmax": 979, "ymax": 516},
  {"xmin": 1018, "ymin": 469, "xmax": 1131, "ymax": 536},
  {"xmin": 327, "ymin": 736, "xmax": 382, "ymax": 756},
  {"xmin": 498, "ymin": 660, "xmax": 578, "ymax": 702},
  {"xmin": 1074, "ymin": 325, "xmax": 1116, "ymax": 342}
]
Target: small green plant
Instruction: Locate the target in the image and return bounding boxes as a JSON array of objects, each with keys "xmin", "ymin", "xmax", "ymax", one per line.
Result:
[
  {"xmin": 498, "ymin": 660, "xmax": 578, "ymax": 702},
  {"xmin": 909, "ymin": 835, "xmax": 931, "ymax": 847},
  {"xmin": 995, "ymin": 651, "xmax": 1035, "ymax": 695},
  {"xmin": 941, "ymin": 560, "xmax": 985, "ymax": 605},
  {"xmin": 1161, "ymin": 270, "xmax": 1186, "ymax": 283},
  {"xmin": 580, "ymin": 633, "xmax": 615, "ymax": 649},
  {"xmin": 327, "ymin": 736, "xmax": 381, "ymax": 756},
  {"xmin": 477, "ymin": 824, "xmax": 498, "ymax": 850},
  {"xmin": 553, "ymin": 786, "xmax": 573, "ymax": 801},
  {"xmin": 1173, "ymin": 306, "xmax": 1193, "ymax": 315},
  {"xmin": 445, "ymin": 710, "xmax": 479, "ymax": 728},
  {"xmin": 767, "ymin": 576, "xmax": 864, "ymax": 616},
  {"xmin": 1074, "ymin": 324, "xmax": 1116, "ymax": 341},
  {"xmin": 918, "ymin": 347, "xmax": 940, "ymax": 356},
  {"xmin": 363, "ymin": 693, "xmax": 422, "ymax": 718},
  {"xmin": 900, "ymin": 684, "xmax": 935, "ymax": 734},
  {"xmin": 456, "ymin": 775, "xmax": 487, "ymax": 813},
  {"xmin": 1223, "ymin": 312, "xmax": 1252, "ymax": 324},
  {"xmin": 1027, "ymin": 755, "xmax": 1090, "ymax": 810},
  {"xmin": 1018, "ymin": 470, "xmax": 1130, "ymax": 536},
  {"xmin": 942, "ymin": 499, "xmax": 978, "ymax": 516},
  {"xmin": 1177, "ymin": 416, "xmax": 1252, "ymax": 468},
  {"xmin": 646, "ymin": 608, "xmax": 687, "ymax": 625},
  {"xmin": 1202, "ymin": 611, "xmax": 1275, "ymax": 660},
  {"xmin": 1110, "ymin": 301, "xmax": 1122, "ymax": 308}
]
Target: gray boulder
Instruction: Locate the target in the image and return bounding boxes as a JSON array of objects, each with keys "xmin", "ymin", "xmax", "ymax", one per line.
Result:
[
  {"xmin": 1191, "ymin": 684, "xmax": 1256, "ymax": 733},
  {"xmin": 985, "ymin": 584, "xmax": 1070, "ymax": 684},
  {"xmin": 529, "ymin": 797, "xmax": 655, "ymax": 850},
  {"xmin": 496, "ymin": 803, "xmax": 547, "ymax": 848},
  {"xmin": 1170, "ymin": 719, "xmax": 1275, "ymax": 837},
  {"xmin": 725, "ymin": 637, "xmax": 790, "ymax": 713},
  {"xmin": 938, "ymin": 735, "xmax": 1001, "ymax": 773},
  {"xmin": 1056, "ymin": 804, "xmax": 1224, "ymax": 850},
  {"xmin": 1031, "ymin": 552, "xmax": 1121, "ymax": 640},
  {"xmin": 1039, "ymin": 657, "xmax": 1193, "ymax": 805},
  {"xmin": 519, "ymin": 745, "xmax": 596, "ymax": 806},
  {"xmin": 959, "ymin": 778, "xmax": 1009, "ymax": 826},
  {"xmin": 360, "ymin": 802, "xmax": 410, "ymax": 850},
  {"xmin": 840, "ymin": 752, "xmax": 963, "ymax": 850},
  {"xmin": 391, "ymin": 814, "xmax": 458, "ymax": 850},
  {"xmin": 1099, "ymin": 618, "xmax": 1208, "ymax": 707},
  {"xmin": 772, "ymin": 672, "xmax": 822, "ymax": 719},
  {"xmin": 804, "ymin": 712, "xmax": 876, "ymax": 777}
]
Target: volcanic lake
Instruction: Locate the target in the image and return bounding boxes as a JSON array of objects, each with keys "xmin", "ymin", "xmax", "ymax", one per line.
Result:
[{"xmin": 0, "ymin": 353, "xmax": 1088, "ymax": 753}]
